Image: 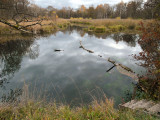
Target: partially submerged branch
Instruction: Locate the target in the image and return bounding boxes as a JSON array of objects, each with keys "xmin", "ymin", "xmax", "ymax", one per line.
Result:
[
  {"xmin": 108, "ymin": 58, "xmax": 134, "ymax": 73},
  {"xmin": 79, "ymin": 40, "xmax": 94, "ymax": 53},
  {"xmin": 106, "ymin": 65, "xmax": 116, "ymax": 72}
]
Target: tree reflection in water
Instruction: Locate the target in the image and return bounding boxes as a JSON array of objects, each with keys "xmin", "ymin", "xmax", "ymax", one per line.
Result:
[
  {"xmin": 111, "ymin": 33, "xmax": 138, "ymax": 47},
  {"xmin": 0, "ymin": 37, "xmax": 39, "ymax": 102},
  {"xmin": 66, "ymin": 25, "xmax": 138, "ymax": 47}
]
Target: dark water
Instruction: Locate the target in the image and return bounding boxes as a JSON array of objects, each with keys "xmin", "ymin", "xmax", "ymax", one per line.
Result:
[{"xmin": 0, "ymin": 28, "xmax": 144, "ymax": 106}]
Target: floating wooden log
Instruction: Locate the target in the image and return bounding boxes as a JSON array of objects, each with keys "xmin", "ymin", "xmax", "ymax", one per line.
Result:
[{"xmin": 107, "ymin": 58, "xmax": 139, "ymax": 81}]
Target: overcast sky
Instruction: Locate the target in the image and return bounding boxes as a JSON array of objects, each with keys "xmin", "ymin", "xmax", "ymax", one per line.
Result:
[{"xmin": 32, "ymin": 0, "xmax": 140, "ymax": 9}]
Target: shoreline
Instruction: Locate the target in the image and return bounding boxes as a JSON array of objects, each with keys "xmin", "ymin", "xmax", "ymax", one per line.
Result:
[{"xmin": 0, "ymin": 18, "xmax": 152, "ymax": 36}]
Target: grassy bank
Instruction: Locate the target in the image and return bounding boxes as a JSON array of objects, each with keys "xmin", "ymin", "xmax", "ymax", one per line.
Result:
[
  {"xmin": 0, "ymin": 19, "xmax": 70, "ymax": 35},
  {"xmin": 0, "ymin": 99, "xmax": 158, "ymax": 120},
  {"xmin": 0, "ymin": 18, "xmax": 152, "ymax": 35},
  {"xmin": 69, "ymin": 18, "xmax": 153, "ymax": 34}
]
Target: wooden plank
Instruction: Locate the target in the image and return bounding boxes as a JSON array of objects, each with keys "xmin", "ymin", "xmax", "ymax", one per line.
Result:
[{"xmin": 119, "ymin": 99, "xmax": 160, "ymax": 117}]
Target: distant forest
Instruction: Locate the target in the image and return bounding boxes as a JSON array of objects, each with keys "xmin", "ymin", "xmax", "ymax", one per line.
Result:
[{"xmin": 0, "ymin": 0, "xmax": 159, "ymax": 20}]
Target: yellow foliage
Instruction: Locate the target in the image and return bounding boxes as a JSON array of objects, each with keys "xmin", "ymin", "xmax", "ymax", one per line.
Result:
[
  {"xmin": 116, "ymin": 17, "xmax": 121, "ymax": 19},
  {"xmin": 79, "ymin": 17, "xmax": 83, "ymax": 20},
  {"xmin": 52, "ymin": 11, "xmax": 56, "ymax": 14}
]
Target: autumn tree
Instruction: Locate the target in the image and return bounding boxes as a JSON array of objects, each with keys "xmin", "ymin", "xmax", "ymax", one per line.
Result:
[
  {"xmin": 134, "ymin": 0, "xmax": 160, "ymax": 100},
  {"xmin": 79, "ymin": 5, "xmax": 86, "ymax": 18},
  {"xmin": 145, "ymin": 0, "xmax": 160, "ymax": 18},
  {"xmin": 95, "ymin": 4, "xmax": 105, "ymax": 19},
  {"xmin": 126, "ymin": 0, "xmax": 143, "ymax": 18},
  {"xmin": 115, "ymin": 1, "xmax": 126, "ymax": 18},
  {"xmin": 103, "ymin": 4, "xmax": 112, "ymax": 18}
]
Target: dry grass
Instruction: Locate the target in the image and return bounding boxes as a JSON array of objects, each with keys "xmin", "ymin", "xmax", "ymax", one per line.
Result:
[
  {"xmin": 69, "ymin": 18, "xmax": 154, "ymax": 33},
  {"xmin": 0, "ymin": 84, "xmax": 158, "ymax": 119},
  {"xmin": 69, "ymin": 18, "xmax": 152, "ymax": 26},
  {"xmin": 0, "ymin": 18, "xmax": 154, "ymax": 35},
  {"xmin": 0, "ymin": 98, "xmax": 158, "ymax": 120},
  {"xmin": 0, "ymin": 19, "xmax": 69, "ymax": 35},
  {"xmin": 0, "ymin": 79, "xmax": 158, "ymax": 120}
]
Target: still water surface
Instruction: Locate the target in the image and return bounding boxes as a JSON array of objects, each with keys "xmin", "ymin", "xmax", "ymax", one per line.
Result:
[{"xmin": 0, "ymin": 28, "xmax": 143, "ymax": 106}]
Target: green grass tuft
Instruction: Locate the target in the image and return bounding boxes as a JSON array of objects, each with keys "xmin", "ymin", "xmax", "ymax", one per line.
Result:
[
  {"xmin": 94, "ymin": 26, "xmax": 106, "ymax": 33},
  {"xmin": 109, "ymin": 25, "xmax": 126, "ymax": 32}
]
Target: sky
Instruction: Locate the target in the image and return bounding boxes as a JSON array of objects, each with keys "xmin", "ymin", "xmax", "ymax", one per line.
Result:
[{"xmin": 32, "ymin": 0, "xmax": 138, "ymax": 9}]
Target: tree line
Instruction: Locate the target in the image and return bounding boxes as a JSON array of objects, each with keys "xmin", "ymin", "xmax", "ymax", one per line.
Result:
[
  {"xmin": 0, "ymin": 0, "xmax": 159, "ymax": 33},
  {"xmin": 55, "ymin": 0, "xmax": 160, "ymax": 19},
  {"xmin": 0, "ymin": 0, "xmax": 160, "ymax": 21}
]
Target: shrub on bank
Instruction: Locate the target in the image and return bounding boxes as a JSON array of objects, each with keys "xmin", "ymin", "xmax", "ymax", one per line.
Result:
[
  {"xmin": 88, "ymin": 26, "xmax": 95, "ymax": 31},
  {"xmin": 128, "ymin": 24, "xmax": 136, "ymax": 30},
  {"xmin": 40, "ymin": 25, "xmax": 56, "ymax": 33},
  {"xmin": 94, "ymin": 26, "xmax": 106, "ymax": 33},
  {"xmin": 109, "ymin": 25, "xmax": 126, "ymax": 32}
]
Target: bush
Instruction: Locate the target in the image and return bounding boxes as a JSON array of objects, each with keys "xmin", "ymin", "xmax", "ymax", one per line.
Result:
[
  {"xmin": 134, "ymin": 21, "xmax": 160, "ymax": 100},
  {"xmin": 58, "ymin": 24, "xmax": 63, "ymax": 28},
  {"xmin": 109, "ymin": 25, "xmax": 125, "ymax": 32},
  {"xmin": 41, "ymin": 26, "xmax": 56, "ymax": 33},
  {"xmin": 135, "ymin": 25, "xmax": 141, "ymax": 30},
  {"xmin": 83, "ymin": 28, "xmax": 88, "ymax": 32},
  {"xmin": 79, "ymin": 17, "xmax": 83, "ymax": 20},
  {"xmin": 128, "ymin": 24, "xmax": 135, "ymax": 30},
  {"xmin": 88, "ymin": 26, "xmax": 95, "ymax": 31},
  {"xmin": 94, "ymin": 26, "xmax": 106, "ymax": 33}
]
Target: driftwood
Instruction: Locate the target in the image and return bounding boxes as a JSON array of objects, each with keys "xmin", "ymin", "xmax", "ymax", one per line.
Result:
[
  {"xmin": 106, "ymin": 65, "xmax": 116, "ymax": 72},
  {"xmin": 79, "ymin": 41, "xmax": 94, "ymax": 53},
  {"xmin": 107, "ymin": 58, "xmax": 148, "ymax": 94},
  {"xmin": 107, "ymin": 58, "xmax": 134, "ymax": 73},
  {"xmin": 107, "ymin": 58, "xmax": 139, "ymax": 82}
]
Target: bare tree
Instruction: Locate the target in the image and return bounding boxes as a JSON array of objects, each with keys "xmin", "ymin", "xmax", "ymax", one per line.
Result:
[{"xmin": 0, "ymin": 0, "xmax": 43, "ymax": 34}]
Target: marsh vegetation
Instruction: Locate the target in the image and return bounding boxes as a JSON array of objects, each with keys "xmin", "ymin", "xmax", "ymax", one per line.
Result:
[{"xmin": 0, "ymin": 0, "xmax": 159, "ymax": 119}]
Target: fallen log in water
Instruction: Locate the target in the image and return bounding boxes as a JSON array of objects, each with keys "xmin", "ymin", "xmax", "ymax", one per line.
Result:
[
  {"xmin": 107, "ymin": 58, "xmax": 138, "ymax": 81},
  {"xmin": 79, "ymin": 40, "xmax": 94, "ymax": 53},
  {"xmin": 108, "ymin": 58, "xmax": 134, "ymax": 73},
  {"xmin": 108, "ymin": 58, "xmax": 116, "ymax": 65},
  {"xmin": 107, "ymin": 58, "xmax": 148, "ymax": 99}
]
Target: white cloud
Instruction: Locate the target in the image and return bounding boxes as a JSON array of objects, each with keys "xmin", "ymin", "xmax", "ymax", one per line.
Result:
[{"xmin": 32, "ymin": 0, "xmax": 132, "ymax": 9}]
